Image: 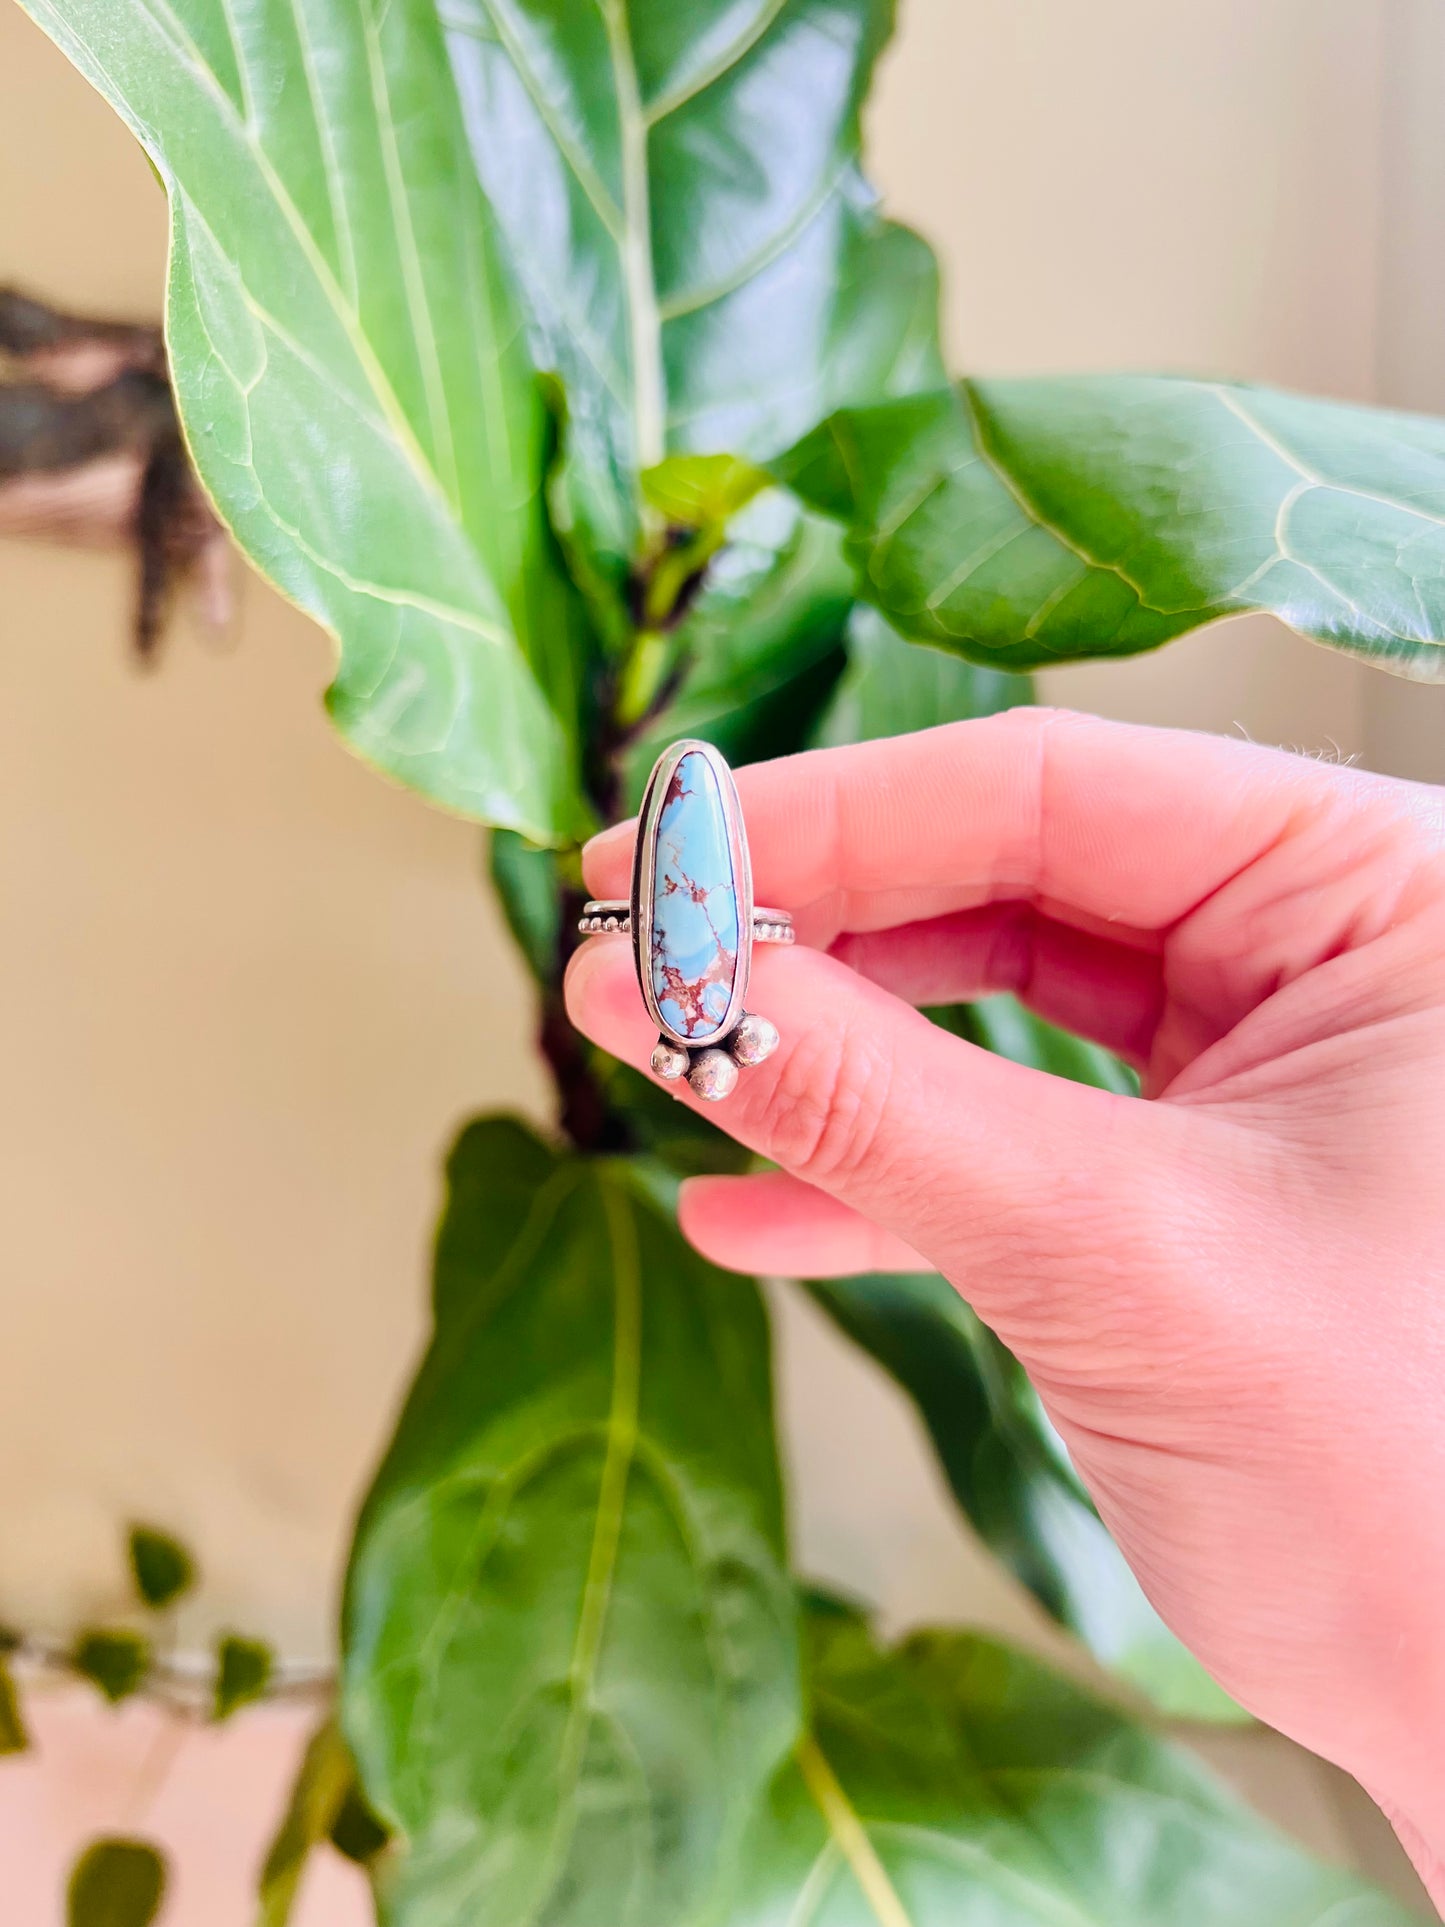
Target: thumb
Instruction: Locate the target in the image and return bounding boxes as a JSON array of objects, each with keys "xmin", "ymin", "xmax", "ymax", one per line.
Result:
[{"xmin": 564, "ymin": 933, "xmax": 1188, "ymax": 1341}]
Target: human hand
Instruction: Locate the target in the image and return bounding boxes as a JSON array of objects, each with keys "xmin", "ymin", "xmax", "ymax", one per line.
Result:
[{"xmin": 566, "ymin": 708, "xmax": 1445, "ymax": 1900}]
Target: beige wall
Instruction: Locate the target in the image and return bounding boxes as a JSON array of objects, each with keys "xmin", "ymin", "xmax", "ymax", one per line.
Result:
[{"xmin": 0, "ymin": 0, "xmax": 1432, "ymax": 1915}]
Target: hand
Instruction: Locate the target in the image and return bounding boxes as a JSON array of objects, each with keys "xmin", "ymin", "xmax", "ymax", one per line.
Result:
[{"xmin": 566, "ymin": 707, "xmax": 1445, "ymax": 1899}]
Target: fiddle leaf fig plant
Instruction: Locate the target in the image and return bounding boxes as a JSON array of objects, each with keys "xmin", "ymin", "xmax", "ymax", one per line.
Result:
[{"xmin": 13, "ymin": 0, "xmax": 1445, "ymax": 1919}]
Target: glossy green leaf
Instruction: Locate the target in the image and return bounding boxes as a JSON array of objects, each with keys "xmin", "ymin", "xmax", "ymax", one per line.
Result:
[
  {"xmin": 737, "ymin": 1607, "xmax": 1424, "ymax": 1925},
  {"xmin": 812, "ymin": 604, "xmax": 1032, "ymax": 749},
  {"xmin": 344, "ymin": 1117, "xmax": 797, "ymax": 1927},
  {"xmin": 257, "ymin": 1718, "xmax": 361, "ymax": 1927},
  {"xmin": 622, "ymin": 492, "xmax": 855, "ymax": 805},
  {"xmin": 72, "ymin": 1629, "xmax": 151, "ymax": 1707},
  {"xmin": 68, "ymin": 1839, "xmax": 166, "ymax": 1927},
  {"xmin": 443, "ymin": 0, "xmax": 944, "ymax": 576},
  {"xmin": 780, "ymin": 376, "xmax": 1445, "ymax": 677},
  {"xmin": 936, "ymin": 993, "xmax": 1138, "ymax": 1100},
  {"xmin": 20, "ymin": 0, "xmax": 588, "ymax": 841},
  {"xmin": 0, "ymin": 1653, "xmax": 28, "ymax": 1754},
  {"xmin": 127, "ymin": 1524, "xmax": 195, "ymax": 1611},
  {"xmin": 214, "ymin": 1633, "xmax": 274, "ymax": 1722}
]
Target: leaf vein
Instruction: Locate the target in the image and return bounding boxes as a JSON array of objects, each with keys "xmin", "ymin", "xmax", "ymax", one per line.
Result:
[{"xmin": 643, "ymin": 0, "xmax": 790, "ymax": 125}]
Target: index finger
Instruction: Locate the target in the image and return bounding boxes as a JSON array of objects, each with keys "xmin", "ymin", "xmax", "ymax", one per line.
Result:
[{"xmin": 584, "ymin": 707, "xmax": 1396, "ymax": 950}]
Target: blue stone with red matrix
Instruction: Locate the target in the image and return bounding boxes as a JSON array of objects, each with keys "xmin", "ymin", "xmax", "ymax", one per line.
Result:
[{"xmin": 648, "ymin": 750, "xmax": 740, "ymax": 1043}]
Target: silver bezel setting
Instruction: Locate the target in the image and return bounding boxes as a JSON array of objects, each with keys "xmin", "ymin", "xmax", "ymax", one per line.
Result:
[{"xmin": 630, "ymin": 738, "xmax": 755, "ymax": 1051}]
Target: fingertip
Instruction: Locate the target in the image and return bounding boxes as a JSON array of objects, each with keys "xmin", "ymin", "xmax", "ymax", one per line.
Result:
[
  {"xmin": 581, "ymin": 818, "xmax": 636, "ymax": 896},
  {"xmin": 563, "ymin": 933, "xmax": 646, "ymax": 1046}
]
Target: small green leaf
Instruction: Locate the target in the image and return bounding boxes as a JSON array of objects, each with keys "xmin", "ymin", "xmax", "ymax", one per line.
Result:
[
  {"xmin": 67, "ymin": 1839, "xmax": 166, "ymax": 1927},
  {"xmin": 640, "ymin": 454, "xmax": 770, "ymax": 531},
  {"xmin": 127, "ymin": 1525, "xmax": 195, "ymax": 1611},
  {"xmin": 72, "ymin": 1630, "xmax": 151, "ymax": 1707},
  {"xmin": 779, "ymin": 375, "xmax": 1445, "ymax": 678},
  {"xmin": 328, "ymin": 1782, "xmax": 391, "ymax": 1867},
  {"xmin": 257, "ymin": 1719, "xmax": 358, "ymax": 1927},
  {"xmin": 0, "ymin": 1653, "xmax": 29, "ymax": 1754},
  {"xmin": 213, "ymin": 1634, "xmax": 274, "ymax": 1723},
  {"xmin": 343, "ymin": 1117, "xmax": 798, "ymax": 1927}
]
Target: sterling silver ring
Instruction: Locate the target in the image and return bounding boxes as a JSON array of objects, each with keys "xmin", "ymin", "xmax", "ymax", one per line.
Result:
[{"xmin": 577, "ymin": 739, "xmax": 792, "ymax": 1101}]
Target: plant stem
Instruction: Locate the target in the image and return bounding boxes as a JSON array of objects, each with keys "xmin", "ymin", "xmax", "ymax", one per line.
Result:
[
  {"xmin": 9, "ymin": 1632, "xmax": 333, "ymax": 1721},
  {"xmin": 532, "ymin": 507, "xmax": 716, "ymax": 1149}
]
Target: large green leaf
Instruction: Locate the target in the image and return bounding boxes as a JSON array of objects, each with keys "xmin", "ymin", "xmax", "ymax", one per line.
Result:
[
  {"xmin": 21, "ymin": 0, "xmax": 588, "ymax": 839},
  {"xmin": 779, "ymin": 376, "xmax": 1445, "ymax": 676},
  {"xmin": 738, "ymin": 1606, "xmax": 1424, "ymax": 1925},
  {"xmin": 344, "ymin": 1117, "xmax": 798, "ymax": 1927},
  {"xmin": 442, "ymin": 0, "xmax": 944, "ymax": 580}
]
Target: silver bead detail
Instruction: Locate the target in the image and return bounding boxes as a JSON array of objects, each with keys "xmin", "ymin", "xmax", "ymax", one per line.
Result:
[
  {"xmin": 729, "ymin": 1012, "xmax": 779, "ymax": 1067},
  {"xmin": 687, "ymin": 1048, "xmax": 739, "ymax": 1102},
  {"xmin": 650, "ymin": 1039, "xmax": 690, "ymax": 1081}
]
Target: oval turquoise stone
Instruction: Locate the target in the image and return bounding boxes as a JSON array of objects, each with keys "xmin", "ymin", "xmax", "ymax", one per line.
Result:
[{"xmin": 649, "ymin": 752, "xmax": 740, "ymax": 1042}]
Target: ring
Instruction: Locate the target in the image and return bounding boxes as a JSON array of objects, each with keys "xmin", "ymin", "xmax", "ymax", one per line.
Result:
[
  {"xmin": 576, "ymin": 739, "xmax": 792, "ymax": 1101},
  {"xmin": 578, "ymin": 906, "xmax": 795, "ymax": 942}
]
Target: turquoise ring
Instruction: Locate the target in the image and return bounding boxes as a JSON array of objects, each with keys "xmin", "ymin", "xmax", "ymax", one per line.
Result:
[{"xmin": 577, "ymin": 739, "xmax": 792, "ymax": 1100}]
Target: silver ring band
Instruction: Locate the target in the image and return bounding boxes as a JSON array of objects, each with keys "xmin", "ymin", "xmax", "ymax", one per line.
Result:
[{"xmin": 578, "ymin": 901, "xmax": 795, "ymax": 943}]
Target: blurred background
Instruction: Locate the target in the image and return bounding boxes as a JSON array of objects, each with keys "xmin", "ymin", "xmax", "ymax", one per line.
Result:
[{"xmin": 1, "ymin": 0, "xmax": 1441, "ymax": 1917}]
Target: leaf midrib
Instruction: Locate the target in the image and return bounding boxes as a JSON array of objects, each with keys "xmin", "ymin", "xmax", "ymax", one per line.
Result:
[
  {"xmin": 600, "ymin": 0, "xmax": 664, "ymax": 470},
  {"xmin": 796, "ymin": 1732, "xmax": 914, "ymax": 1927},
  {"xmin": 514, "ymin": 1177, "xmax": 645, "ymax": 1923}
]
